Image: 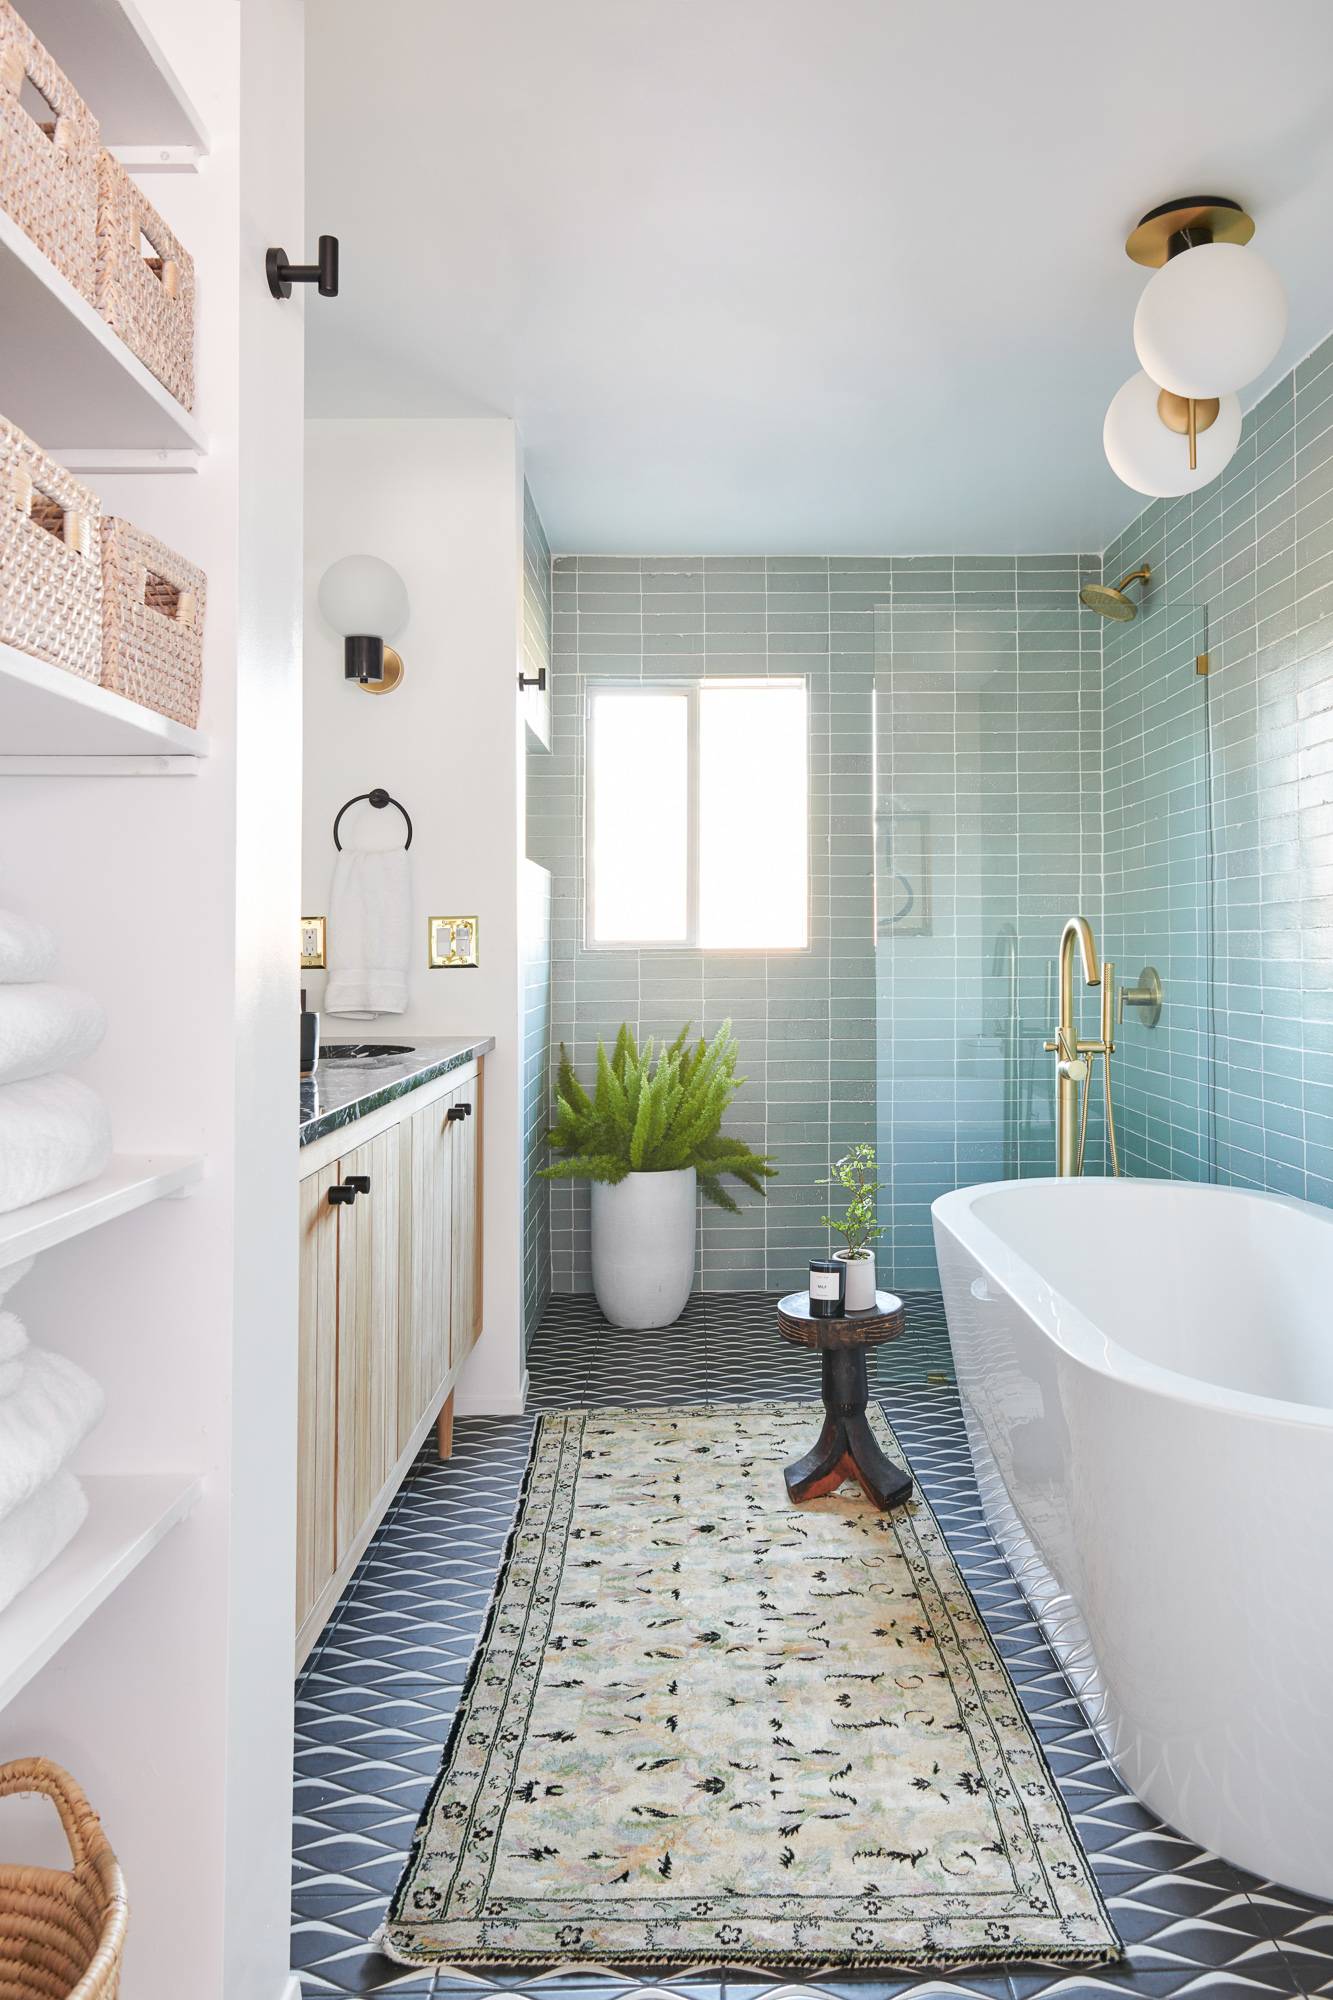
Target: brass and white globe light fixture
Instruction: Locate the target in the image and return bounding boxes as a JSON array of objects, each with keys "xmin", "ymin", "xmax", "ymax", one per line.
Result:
[{"xmin": 1104, "ymin": 198, "xmax": 1287, "ymax": 498}]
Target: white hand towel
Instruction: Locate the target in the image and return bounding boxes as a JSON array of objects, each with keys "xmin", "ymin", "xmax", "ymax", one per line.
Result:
[
  {"xmin": 0, "ymin": 1346, "xmax": 103, "ymax": 1524},
  {"xmin": 324, "ymin": 848, "xmax": 412, "ymax": 1018},
  {"xmin": 0, "ymin": 1075, "xmax": 112, "ymax": 1216},
  {"xmin": 0, "ymin": 1312, "xmax": 28, "ymax": 1398},
  {"xmin": 0, "ymin": 909, "xmax": 56, "ymax": 985},
  {"xmin": 0, "ymin": 984, "xmax": 105, "ymax": 1087},
  {"xmin": 0, "ymin": 1470, "xmax": 87, "ymax": 1615}
]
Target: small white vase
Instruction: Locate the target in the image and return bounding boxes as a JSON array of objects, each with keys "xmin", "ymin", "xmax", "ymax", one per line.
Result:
[
  {"xmin": 590, "ymin": 1167, "xmax": 697, "ymax": 1329},
  {"xmin": 837, "ymin": 1249, "xmax": 877, "ymax": 1313}
]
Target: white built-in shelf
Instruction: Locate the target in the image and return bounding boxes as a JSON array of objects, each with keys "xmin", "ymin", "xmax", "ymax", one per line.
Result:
[
  {"xmin": 0, "ymin": 1474, "xmax": 201, "ymax": 1710},
  {"xmin": 0, "ymin": 210, "xmax": 206, "ymax": 457},
  {"xmin": 0, "ymin": 1155, "xmax": 203, "ymax": 1272},
  {"xmin": 0, "ymin": 642, "xmax": 208, "ymax": 771},
  {"xmin": 17, "ymin": 0, "xmax": 208, "ymax": 157}
]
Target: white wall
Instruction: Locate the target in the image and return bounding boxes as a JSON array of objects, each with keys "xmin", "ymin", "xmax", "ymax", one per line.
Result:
[{"xmin": 303, "ymin": 419, "xmax": 527, "ymax": 1412}]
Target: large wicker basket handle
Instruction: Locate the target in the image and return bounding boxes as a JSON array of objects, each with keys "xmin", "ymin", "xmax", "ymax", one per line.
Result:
[{"xmin": 0, "ymin": 1758, "xmax": 111, "ymax": 1873}]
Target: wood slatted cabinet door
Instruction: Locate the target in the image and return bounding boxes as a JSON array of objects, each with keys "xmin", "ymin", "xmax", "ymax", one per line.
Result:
[
  {"xmin": 335, "ymin": 1125, "xmax": 400, "ymax": 1566},
  {"xmin": 296, "ymin": 1161, "xmax": 339, "ymax": 1631},
  {"xmin": 396, "ymin": 1091, "xmax": 453, "ymax": 1456},
  {"xmin": 450, "ymin": 1071, "xmax": 484, "ymax": 1364}
]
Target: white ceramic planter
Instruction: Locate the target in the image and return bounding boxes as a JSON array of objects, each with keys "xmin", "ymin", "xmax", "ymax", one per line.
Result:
[
  {"xmin": 837, "ymin": 1248, "xmax": 877, "ymax": 1313},
  {"xmin": 591, "ymin": 1167, "xmax": 697, "ymax": 1329}
]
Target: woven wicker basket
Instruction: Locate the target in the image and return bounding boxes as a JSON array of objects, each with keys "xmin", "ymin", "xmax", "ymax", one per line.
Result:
[
  {"xmin": 0, "ymin": 418, "xmax": 102, "ymax": 682},
  {"xmin": 0, "ymin": 3, "xmax": 99, "ymax": 299},
  {"xmin": 99, "ymin": 517, "xmax": 205, "ymax": 726},
  {"xmin": 94, "ymin": 151, "xmax": 194, "ymax": 410},
  {"xmin": 0, "ymin": 1758, "xmax": 127, "ymax": 1999}
]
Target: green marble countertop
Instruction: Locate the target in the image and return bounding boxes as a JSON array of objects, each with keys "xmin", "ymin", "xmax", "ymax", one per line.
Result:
[{"xmin": 299, "ymin": 1035, "xmax": 494, "ymax": 1147}]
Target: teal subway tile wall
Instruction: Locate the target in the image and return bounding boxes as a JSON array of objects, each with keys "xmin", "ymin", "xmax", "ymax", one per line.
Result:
[
  {"xmin": 1105, "ymin": 329, "xmax": 1333, "ymax": 1206},
  {"xmin": 527, "ymin": 331, "xmax": 1333, "ymax": 1298},
  {"xmin": 521, "ymin": 482, "xmax": 553, "ymax": 1349},
  {"xmin": 529, "ymin": 553, "xmax": 1101, "ymax": 1292}
]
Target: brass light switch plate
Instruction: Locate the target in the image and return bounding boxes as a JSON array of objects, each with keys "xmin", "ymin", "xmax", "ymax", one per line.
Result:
[
  {"xmin": 429, "ymin": 915, "xmax": 479, "ymax": 969},
  {"xmin": 300, "ymin": 916, "xmax": 327, "ymax": 969}
]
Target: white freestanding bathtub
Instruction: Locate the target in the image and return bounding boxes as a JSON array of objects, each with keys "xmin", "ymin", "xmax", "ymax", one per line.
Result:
[{"xmin": 933, "ymin": 1177, "xmax": 1333, "ymax": 1899}]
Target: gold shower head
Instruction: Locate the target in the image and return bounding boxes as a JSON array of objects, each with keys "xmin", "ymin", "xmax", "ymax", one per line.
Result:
[{"xmin": 1079, "ymin": 565, "xmax": 1151, "ymax": 621}]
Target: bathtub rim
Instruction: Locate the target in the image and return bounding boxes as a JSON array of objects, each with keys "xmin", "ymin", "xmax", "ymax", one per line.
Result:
[{"xmin": 931, "ymin": 1176, "xmax": 1333, "ymax": 1432}]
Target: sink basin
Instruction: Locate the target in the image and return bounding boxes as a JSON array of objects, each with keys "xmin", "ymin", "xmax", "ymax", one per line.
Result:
[{"xmin": 320, "ymin": 1043, "xmax": 416, "ymax": 1063}]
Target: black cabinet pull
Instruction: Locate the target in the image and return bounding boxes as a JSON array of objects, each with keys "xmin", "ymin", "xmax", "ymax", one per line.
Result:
[
  {"xmin": 327, "ymin": 1182, "xmax": 357, "ymax": 1205},
  {"xmin": 345, "ymin": 1174, "xmax": 371, "ymax": 1194},
  {"xmin": 460, "ymin": 1101, "xmax": 473, "ymax": 1117},
  {"xmin": 446, "ymin": 1105, "xmax": 466, "ymax": 1123}
]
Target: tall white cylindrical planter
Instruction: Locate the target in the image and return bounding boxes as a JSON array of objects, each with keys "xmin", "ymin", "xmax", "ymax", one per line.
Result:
[
  {"xmin": 837, "ymin": 1249, "xmax": 877, "ymax": 1313},
  {"xmin": 591, "ymin": 1168, "xmax": 697, "ymax": 1329}
]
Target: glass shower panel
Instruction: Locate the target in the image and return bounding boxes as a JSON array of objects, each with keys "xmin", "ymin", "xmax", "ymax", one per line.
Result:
[
  {"xmin": 873, "ymin": 563, "xmax": 1102, "ymax": 1289},
  {"xmin": 1103, "ymin": 597, "xmax": 1216, "ymax": 1181}
]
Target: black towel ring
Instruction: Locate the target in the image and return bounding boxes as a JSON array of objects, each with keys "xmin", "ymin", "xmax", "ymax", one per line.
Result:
[{"xmin": 332, "ymin": 787, "xmax": 414, "ymax": 851}]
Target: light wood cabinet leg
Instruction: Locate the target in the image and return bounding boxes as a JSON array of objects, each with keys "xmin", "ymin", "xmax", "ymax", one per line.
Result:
[{"xmin": 437, "ymin": 1390, "xmax": 455, "ymax": 1461}]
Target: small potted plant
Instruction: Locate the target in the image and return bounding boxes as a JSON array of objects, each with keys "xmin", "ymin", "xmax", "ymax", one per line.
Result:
[
  {"xmin": 821, "ymin": 1142, "xmax": 884, "ymax": 1313},
  {"xmin": 541, "ymin": 1021, "xmax": 776, "ymax": 1329}
]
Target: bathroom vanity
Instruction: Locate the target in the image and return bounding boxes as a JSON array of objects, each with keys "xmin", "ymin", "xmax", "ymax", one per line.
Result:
[{"xmin": 295, "ymin": 1037, "xmax": 493, "ymax": 1663}]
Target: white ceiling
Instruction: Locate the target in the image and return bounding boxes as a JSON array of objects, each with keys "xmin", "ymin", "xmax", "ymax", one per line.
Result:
[{"xmin": 305, "ymin": 1, "xmax": 1333, "ymax": 554}]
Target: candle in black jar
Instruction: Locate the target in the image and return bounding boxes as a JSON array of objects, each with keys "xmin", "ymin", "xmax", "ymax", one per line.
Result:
[{"xmin": 808, "ymin": 1258, "xmax": 846, "ymax": 1318}]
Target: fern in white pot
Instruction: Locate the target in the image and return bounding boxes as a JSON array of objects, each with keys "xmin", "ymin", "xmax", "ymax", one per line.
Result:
[{"xmin": 541, "ymin": 1021, "xmax": 776, "ymax": 1329}]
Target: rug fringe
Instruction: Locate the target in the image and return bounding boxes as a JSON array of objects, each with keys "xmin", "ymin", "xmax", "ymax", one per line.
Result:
[{"xmin": 375, "ymin": 1938, "xmax": 1124, "ymax": 1975}]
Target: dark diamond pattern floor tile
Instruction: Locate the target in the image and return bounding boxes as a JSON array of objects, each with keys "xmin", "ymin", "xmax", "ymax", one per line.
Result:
[{"xmin": 292, "ymin": 1291, "xmax": 1325, "ymax": 2000}]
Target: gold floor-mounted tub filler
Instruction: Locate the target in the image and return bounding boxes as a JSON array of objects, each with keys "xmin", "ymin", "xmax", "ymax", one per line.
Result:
[{"xmin": 1046, "ymin": 915, "xmax": 1121, "ymax": 1177}]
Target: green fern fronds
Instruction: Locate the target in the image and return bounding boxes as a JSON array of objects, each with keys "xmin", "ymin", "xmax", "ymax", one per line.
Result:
[{"xmin": 540, "ymin": 1020, "xmax": 776, "ymax": 1209}]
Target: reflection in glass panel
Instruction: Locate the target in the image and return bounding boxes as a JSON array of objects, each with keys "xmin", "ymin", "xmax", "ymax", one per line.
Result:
[
  {"xmin": 589, "ymin": 690, "xmax": 689, "ymax": 943},
  {"xmin": 699, "ymin": 680, "xmax": 808, "ymax": 949},
  {"xmin": 872, "ymin": 571, "xmax": 1105, "ymax": 1286}
]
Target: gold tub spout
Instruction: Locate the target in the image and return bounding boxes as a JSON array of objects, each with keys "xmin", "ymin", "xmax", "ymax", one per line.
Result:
[{"xmin": 1052, "ymin": 916, "xmax": 1099, "ymax": 1177}]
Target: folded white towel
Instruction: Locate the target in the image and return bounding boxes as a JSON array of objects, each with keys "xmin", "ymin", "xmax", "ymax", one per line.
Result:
[
  {"xmin": 0, "ymin": 1075, "xmax": 112, "ymax": 1216},
  {"xmin": 324, "ymin": 848, "xmax": 412, "ymax": 1019},
  {"xmin": 0, "ymin": 1470, "xmax": 87, "ymax": 1615},
  {"xmin": 0, "ymin": 984, "xmax": 105, "ymax": 1087},
  {"xmin": 0, "ymin": 1313, "xmax": 26, "ymax": 1366},
  {"xmin": 0, "ymin": 908, "xmax": 56, "ymax": 985},
  {"xmin": 0, "ymin": 1312, "xmax": 28, "ymax": 1397},
  {"xmin": 0, "ymin": 1346, "xmax": 103, "ymax": 1524}
]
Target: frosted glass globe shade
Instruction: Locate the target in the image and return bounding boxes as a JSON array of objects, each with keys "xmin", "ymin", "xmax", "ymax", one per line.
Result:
[
  {"xmin": 1133, "ymin": 243, "xmax": 1286, "ymax": 397},
  {"xmin": 1103, "ymin": 371, "xmax": 1242, "ymax": 497},
  {"xmin": 318, "ymin": 555, "xmax": 408, "ymax": 638}
]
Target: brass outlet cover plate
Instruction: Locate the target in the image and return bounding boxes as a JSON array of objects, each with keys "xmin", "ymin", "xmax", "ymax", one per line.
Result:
[
  {"xmin": 429, "ymin": 915, "xmax": 479, "ymax": 969},
  {"xmin": 300, "ymin": 915, "xmax": 326, "ymax": 969}
]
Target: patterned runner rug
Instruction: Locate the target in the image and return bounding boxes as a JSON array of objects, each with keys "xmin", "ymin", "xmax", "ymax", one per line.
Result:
[{"xmin": 382, "ymin": 1402, "xmax": 1120, "ymax": 1974}]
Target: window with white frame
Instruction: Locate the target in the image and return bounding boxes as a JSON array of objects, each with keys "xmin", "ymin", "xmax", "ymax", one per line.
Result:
[{"xmin": 586, "ymin": 678, "xmax": 809, "ymax": 950}]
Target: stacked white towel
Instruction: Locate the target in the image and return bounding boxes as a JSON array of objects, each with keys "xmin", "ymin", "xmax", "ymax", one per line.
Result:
[
  {"xmin": 0, "ymin": 909, "xmax": 56, "ymax": 984},
  {"xmin": 0, "ymin": 1261, "xmax": 100, "ymax": 1614},
  {"xmin": 0, "ymin": 908, "xmax": 111, "ymax": 1612},
  {"xmin": 0, "ymin": 1076, "xmax": 111, "ymax": 1216},
  {"xmin": 0, "ymin": 1473, "xmax": 88, "ymax": 1611},
  {"xmin": 0, "ymin": 985, "xmax": 105, "ymax": 1086},
  {"xmin": 0, "ymin": 908, "xmax": 111, "ymax": 1216}
]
